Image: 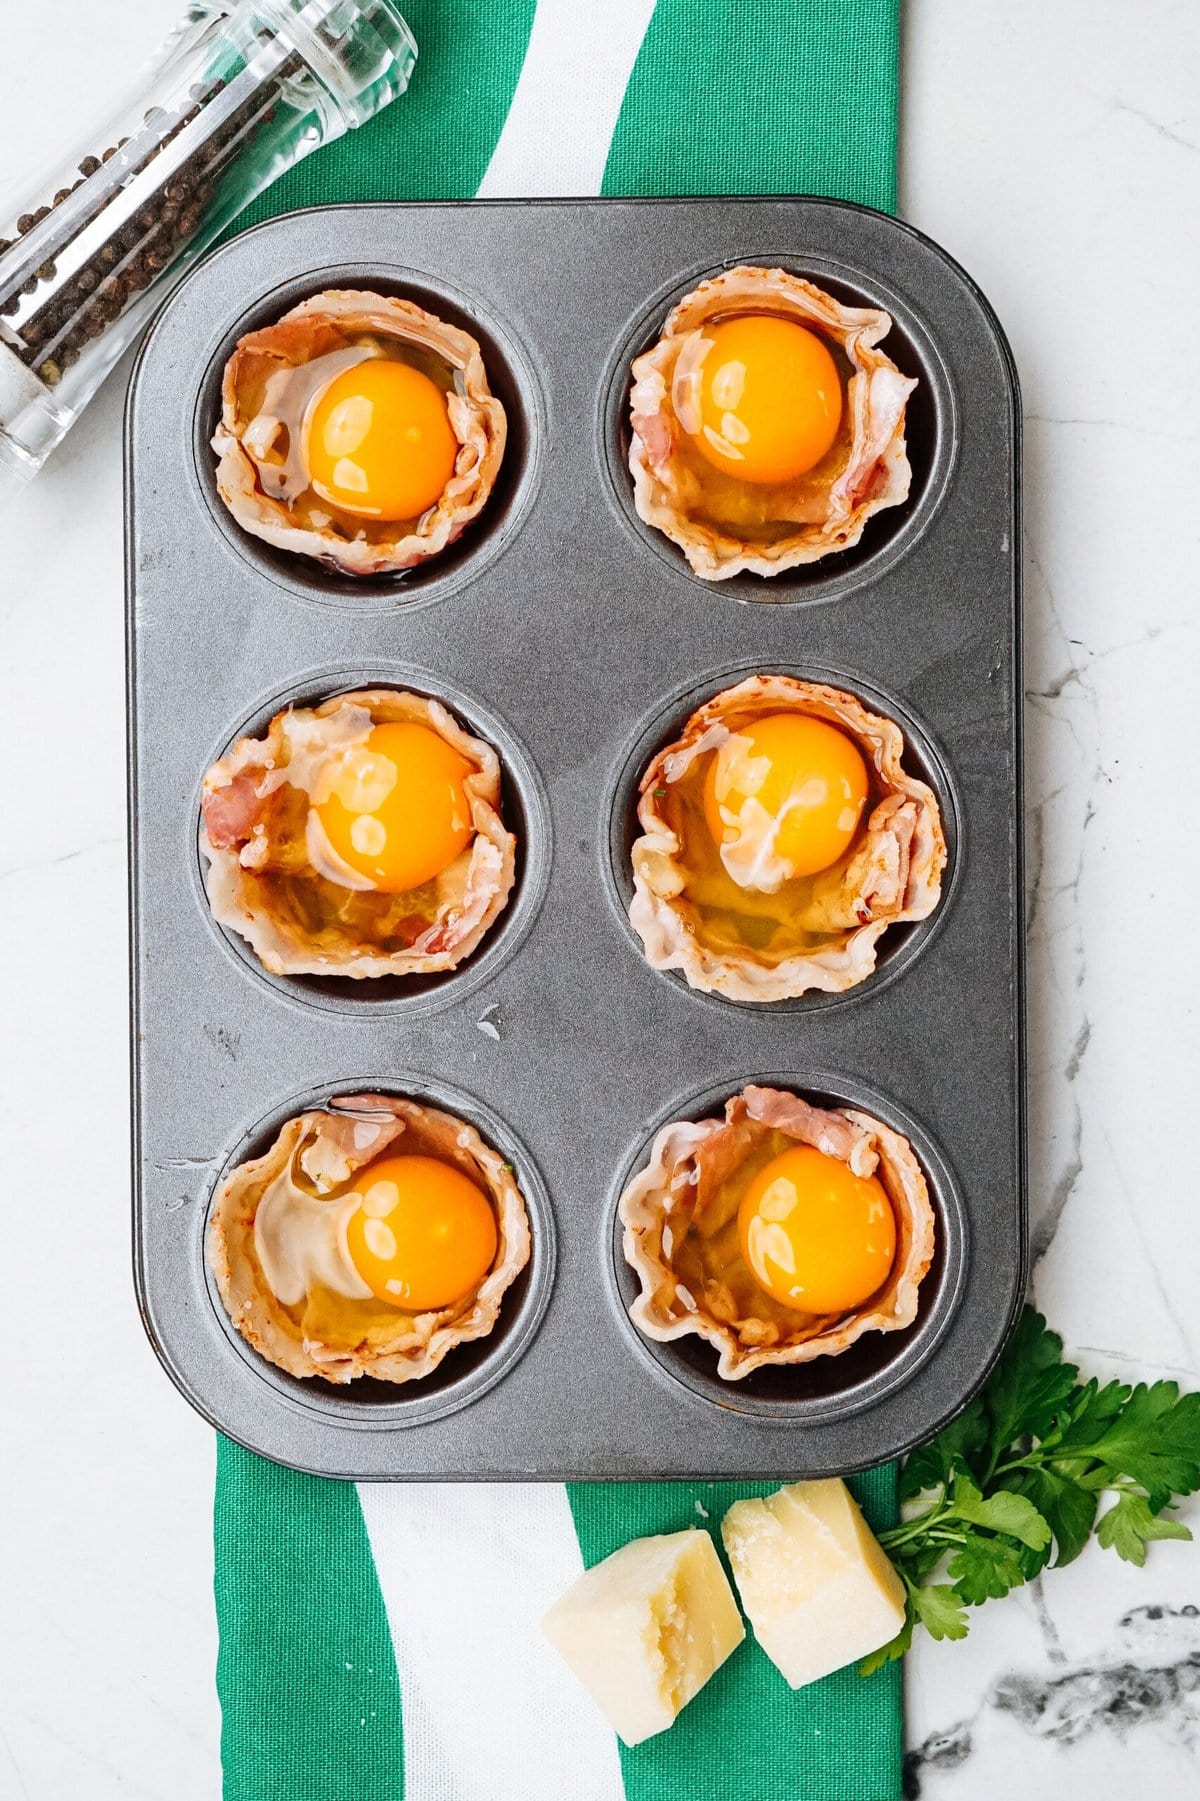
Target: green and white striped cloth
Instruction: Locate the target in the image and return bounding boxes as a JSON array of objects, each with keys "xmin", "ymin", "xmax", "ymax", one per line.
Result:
[{"xmin": 217, "ymin": 5, "xmax": 903, "ymax": 1797}]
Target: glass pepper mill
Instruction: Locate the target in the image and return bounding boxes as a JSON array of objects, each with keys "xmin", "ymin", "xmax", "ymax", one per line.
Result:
[{"xmin": 0, "ymin": 0, "xmax": 416, "ymax": 497}]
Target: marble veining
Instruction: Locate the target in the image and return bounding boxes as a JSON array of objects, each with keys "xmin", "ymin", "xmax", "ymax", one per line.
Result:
[
  {"xmin": 907, "ymin": 1606, "xmax": 1200, "ymax": 1796},
  {"xmin": 900, "ymin": 7, "xmax": 1200, "ymax": 1789}
]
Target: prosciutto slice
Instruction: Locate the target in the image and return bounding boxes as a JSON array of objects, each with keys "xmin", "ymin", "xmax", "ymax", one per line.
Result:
[
  {"xmin": 209, "ymin": 1092, "xmax": 531, "ymax": 1386},
  {"xmin": 628, "ymin": 265, "xmax": 916, "ymax": 581},
  {"xmin": 619, "ymin": 1086, "xmax": 936, "ymax": 1380},
  {"xmin": 629, "ymin": 673, "xmax": 947, "ymax": 1000},
  {"xmin": 213, "ymin": 289, "xmax": 506, "ymax": 577},
  {"xmin": 200, "ymin": 688, "xmax": 516, "ymax": 979}
]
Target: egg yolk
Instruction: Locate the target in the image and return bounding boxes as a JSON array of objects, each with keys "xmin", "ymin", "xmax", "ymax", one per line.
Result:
[
  {"xmin": 688, "ymin": 315, "xmax": 843, "ymax": 484},
  {"xmin": 738, "ymin": 1144, "xmax": 896, "ymax": 1315},
  {"xmin": 343, "ymin": 1154, "xmax": 499, "ymax": 1311},
  {"xmin": 702, "ymin": 713, "xmax": 869, "ymax": 881},
  {"xmin": 304, "ymin": 359, "xmax": 458, "ymax": 521},
  {"xmin": 316, "ymin": 721, "xmax": 474, "ymax": 892}
]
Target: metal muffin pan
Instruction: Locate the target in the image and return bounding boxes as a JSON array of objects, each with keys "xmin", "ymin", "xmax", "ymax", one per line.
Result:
[{"xmin": 126, "ymin": 198, "xmax": 1024, "ymax": 1480}]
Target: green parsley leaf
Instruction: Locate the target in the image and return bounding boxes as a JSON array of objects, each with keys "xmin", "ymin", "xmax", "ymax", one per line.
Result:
[
  {"xmin": 1094, "ymin": 1494, "xmax": 1193, "ymax": 1567},
  {"xmin": 1060, "ymin": 1382, "xmax": 1200, "ymax": 1510},
  {"xmin": 909, "ymin": 1583, "xmax": 969, "ymax": 1641},
  {"xmin": 981, "ymin": 1309, "xmax": 1080, "ymax": 1451},
  {"xmin": 863, "ymin": 1306, "xmax": 1200, "ymax": 1673},
  {"xmin": 1051, "ymin": 1377, "xmax": 1130, "ymax": 1458},
  {"xmin": 899, "ymin": 1398, "xmax": 989, "ymax": 1500},
  {"xmin": 951, "ymin": 1472, "xmax": 1052, "ymax": 1552},
  {"xmin": 899, "ymin": 1537, "xmax": 956, "ymax": 1589},
  {"xmin": 947, "ymin": 1535, "xmax": 1027, "ymax": 1605},
  {"xmin": 1002, "ymin": 1466, "xmax": 1097, "ymax": 1568}
]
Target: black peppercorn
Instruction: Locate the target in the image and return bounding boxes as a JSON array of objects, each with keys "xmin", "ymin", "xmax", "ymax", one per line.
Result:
[{"xmin": 2, "ymin": 64, "xmax": 300, "ymax": 400}]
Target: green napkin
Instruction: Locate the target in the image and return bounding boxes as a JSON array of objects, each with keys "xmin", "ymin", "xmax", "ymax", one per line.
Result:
[
  {"xmin": 216, "ymin": 5, "xmax": 903, "ymax": 1797},
  {"xmin": 241, "ymin": 0, "xmax": 896, "ymax": 218}
]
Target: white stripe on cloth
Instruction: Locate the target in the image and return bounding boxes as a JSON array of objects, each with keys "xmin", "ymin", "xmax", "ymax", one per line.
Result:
[
  {"xmin": 358, "ymin": 1483, "xmax": 626, "ymax": 1801},
  {"xmin": 476, "ymin": 0, "xmax": 658, "ymax": 198},
  {"xmin": 357, "ymin": 17, "xmax": 661, "ymax": 1792}
]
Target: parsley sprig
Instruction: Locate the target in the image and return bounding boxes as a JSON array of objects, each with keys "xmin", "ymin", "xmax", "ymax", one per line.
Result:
[{"xmin": 862, "ymin": 1307, "xmax": 1200, "ymax": 1672}]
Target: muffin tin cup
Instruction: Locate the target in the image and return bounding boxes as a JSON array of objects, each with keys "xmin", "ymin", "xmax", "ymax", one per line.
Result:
[
  {"xmin": 596, "ymin": 251, "xmax": 958, "ymax": 606},
  {"xmin": 127, "ymin": 197, "xmax": 1024, "ymax": 1479},
  {"xmin": 605, "ymin": 1071, "xmax": 968, "ymax": 1426},
  {"xmin": 192, "ymin": 263, "xmax": 546, "ymax": 614},
  {"xmin": 601, "ymin": 657, "xmax": 964, "ymax": 1016},
  {"xmin": 192, "ymin": 662, "xmax": 553, "ymax": 1020},
  {"xmin": 201, "ymin": 1076, "xmax": 558, "ymax": 1433}
]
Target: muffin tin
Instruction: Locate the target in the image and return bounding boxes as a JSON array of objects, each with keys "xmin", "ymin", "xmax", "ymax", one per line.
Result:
[{"xmin": 125, "ymin": 198, "xmax": 1024, "ymax": 1480}]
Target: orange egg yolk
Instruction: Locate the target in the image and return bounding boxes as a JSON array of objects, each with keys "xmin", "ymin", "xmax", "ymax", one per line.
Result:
[
  {"xmin": 316, "ymin": 721, "xmax": 474, "ymax": 892},
  {"xmin": 343, "ymin": 1153, "xmax": 498, "ymax": 1311},
  {"xmin": 738, "ymin": 1144, "xmax": 896, "ymax": 1315},
  {"xmin": 702, "ymin": 713, "xmax": 869, "ymax": 881},
  {"xmin": 687, "ymin": 314, "xmax": 843, "ymax": 484},
  {"xmin": 304, "ymin": 359, "xmax": 458, "ymax": 521}
]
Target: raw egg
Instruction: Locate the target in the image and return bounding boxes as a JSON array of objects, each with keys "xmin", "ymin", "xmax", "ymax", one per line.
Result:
[
  {"xmin": 738, "ymin": 1144, "xmax": 896, "ymax": 1315},
  {"xmin": 688, "ymin": 315, "xmax": 842, "ymax": 484},
  {"xmin": 305, "ymin": 359, "xmax": 458, "ymax": 522},
  {"xmin": 703, "ymin": 713, "xmax": 869, "ymax": 881},
  {"xmin": 316, "ymin": 720, "xmax": 474, "ymax": 892},
  {"xmin": 628, "ymin": 265, "xmax": 918, "ymax": 580},
  {"xmin": 344, "ymin": 1153, "xmax": 499, "ymax": 1311},
  {"xmin": 214, "ymin": 290, "xmax": 507, "ymax": 575}
]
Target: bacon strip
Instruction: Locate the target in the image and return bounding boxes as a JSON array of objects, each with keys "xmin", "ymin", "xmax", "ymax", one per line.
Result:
[
  {"xmin": 628, "ymin": 265, "xmax": 916, "ymax": 582},
  {"xmin": 213, "ymin": 289, "xmax": 506, "ymax": 578},
  {"xmin": 297, "ymin": 1096, "xmax": 407, "ymax": 1191},
  {"xmin": 208, "ymin": 1092, "xmax": 531, "ymax": 1386},
  {"xmin": 629, "ymin": 673, "xmax": 946, "ymax": 1000},
  {"xmin": 618, "ymin": 1085, "xmax": 936, "ymax": 1380},
  {"xmin": 743, "ymin": 1086, "xmax": 878, "ymax": 1176},
  {"xmin": 200, "ymin": 773, "xmax": 263, "ymax": 852}
]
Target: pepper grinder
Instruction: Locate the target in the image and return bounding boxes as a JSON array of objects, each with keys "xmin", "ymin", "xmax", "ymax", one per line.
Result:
[{"xmin": 0, "ymin": 0, "xmax": 416, "ymax": 498}]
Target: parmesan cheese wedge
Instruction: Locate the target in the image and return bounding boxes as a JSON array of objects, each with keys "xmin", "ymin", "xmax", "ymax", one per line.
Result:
[
  {"xmin": 541, "ymin": 1528, "xmax": 745, "ymax": 1745},
  {"xmin": 721, "ymin": 1479, "xmax": 906, "ymax": 1686}
]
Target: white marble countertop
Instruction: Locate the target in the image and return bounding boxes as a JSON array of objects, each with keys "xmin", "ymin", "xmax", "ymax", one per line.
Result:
[{"xmin": 1, "ymin": 2, "xmax": 1197, "ymax": 1795}]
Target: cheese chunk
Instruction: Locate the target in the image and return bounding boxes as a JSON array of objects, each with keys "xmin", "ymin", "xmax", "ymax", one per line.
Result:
[
  {"xmin": 541, "ymin": 1528, "xmax": 745, "ymax": 1745},
  {"xmin": 721, "ymin": 1479, "xmax": 905, "ymax": 1687}
]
